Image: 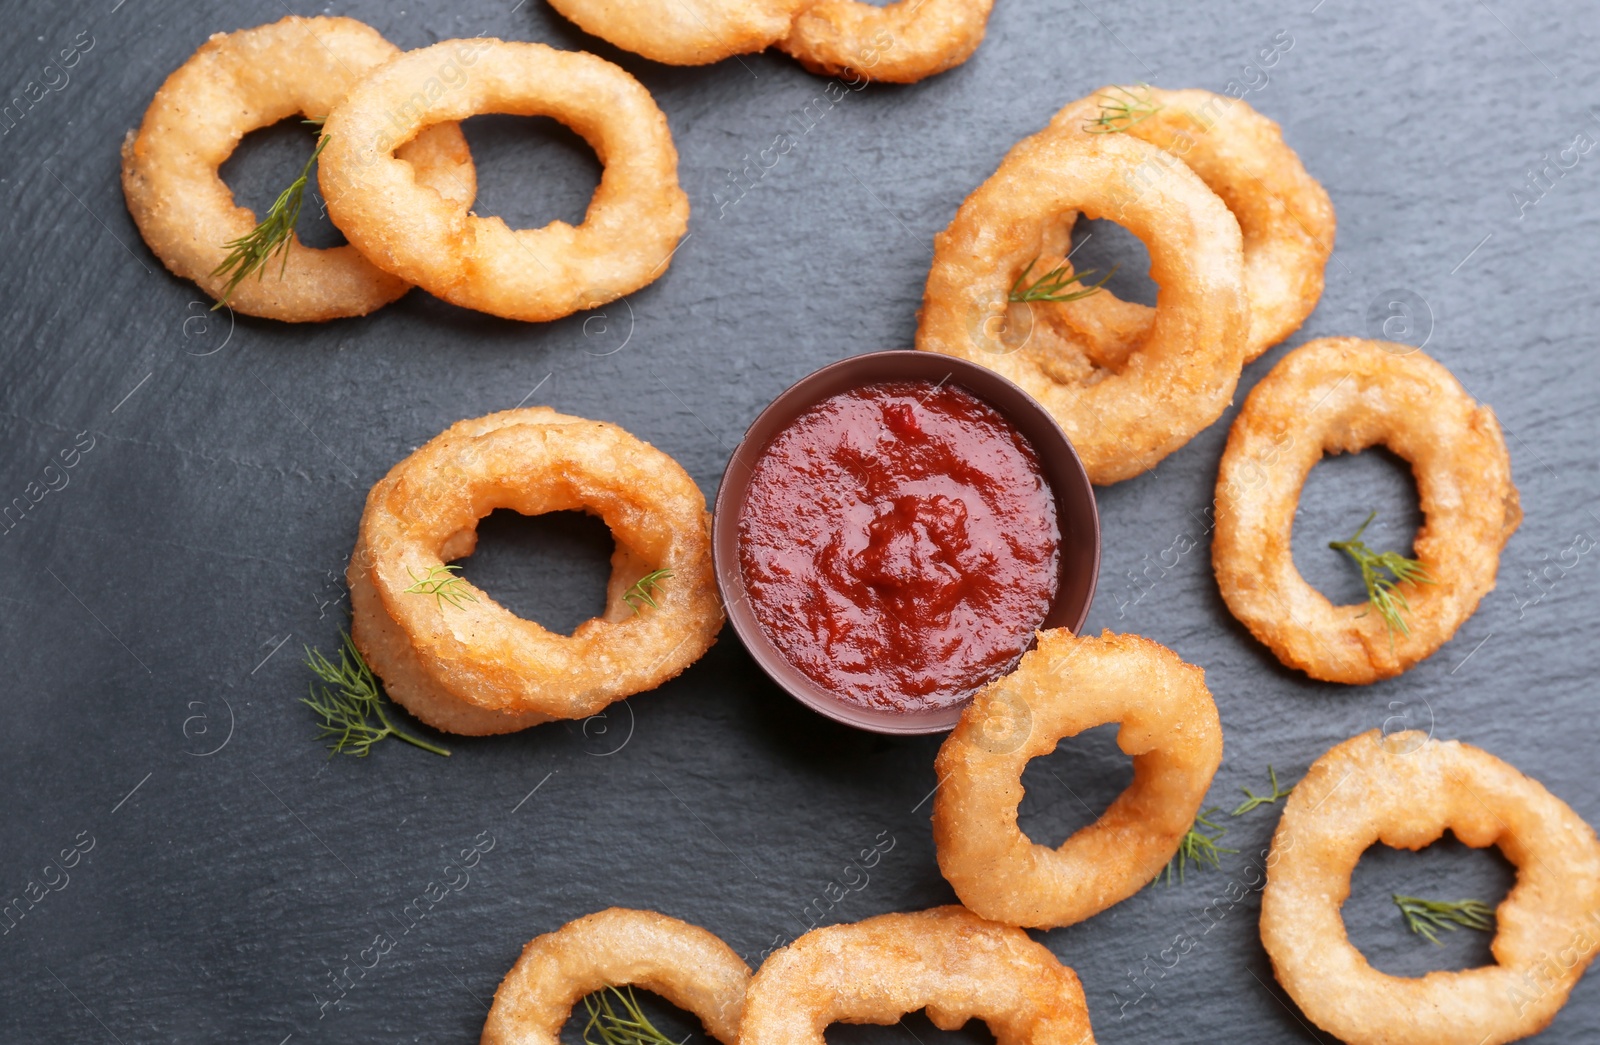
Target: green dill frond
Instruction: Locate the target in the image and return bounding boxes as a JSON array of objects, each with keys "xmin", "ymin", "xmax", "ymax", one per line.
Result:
[
  {"xmin": 623, "ymin": 568, "xmax": 674, "ymax": 615},
  {"xmin": 210, "ymin": 132, "xmax": 330, "ymax": 309},
  {"xmin": 1083, "ymin": 83, "xmax": 1162, "ymax": 134},
  {"xmin": 1008, "ymin": 256, "xmax": 1118, "ymax": 304},
  {"xmin": 404, "ymin": 563, "xmax": 478, "ymax": 611},
  {"xmin": 1392, "ymin": 894, "xmax": 1494, "ymax": 945},
  {"xmin": 1232, "ymin": 765, "xmax": 1295, "ymax": 816},
  {"xmin": 1329, "ymin": 511, "xmax": 1436, "ymax": 639},
  {"xmin": 302, "ymin": 631, "xmax": 450, "ymax": 758},
  {"xmin": 1161, "ymin": 808, "xmax": 1237, "ymax": 886},
  {"xmin": 583, "ymin": 987, "xmax": 689, "ymax": 1045}
]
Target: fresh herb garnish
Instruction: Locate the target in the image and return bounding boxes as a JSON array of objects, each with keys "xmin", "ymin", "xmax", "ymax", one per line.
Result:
[
  {"xmin": 1083, "ymin": 84, "xmax": 1162, "ymax": 134},
  {"xmin": 1393, "ymin": 894, "xmax": 1494, "ymax": 945},
  {"xmin": 210, "ymin": 127, "xmax": 329, "ymax": 309},
  {"xmin": 302, "ymin": 631, "xmax": 450, "ymax": 758},
  {"xmin": 623, "ymin": 568, "xmax": 673, "ymax": 614},
  {"xmin": 1329, "ymin": 511, "xmax": 1435, "ymax": 639},
  {"xmin": 1161, "ymin": 808, "xmax": 1237, "ymax": 885},
  {"xmin": 404, "ymin": 563, "xmax": 478, "ymax": 611},
  {"xmin": 1232, "ymin": 765, "xmax": 1295, "ymax": 816},
  {"xmin": 1008, "ymin": 256, "xmax": 1118, "ymax": 304},
  {"xmin": 583, "ymin": 986, "xmax": 689, "ymax": 1045}
]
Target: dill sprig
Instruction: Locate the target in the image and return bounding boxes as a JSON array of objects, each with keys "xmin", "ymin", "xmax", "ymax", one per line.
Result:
[
  {"xmin": 210, "ymin": 127, "xmax": 329, "ymax": 309},
  {"xmin": 1161, "ymin": 808, "xmax": 1237, "ymax": 885},
  {"xmin": 1083, "ymin": 83, "xmax": 1162, "ymax": 134},
  {"xmin": 582, "ymin": 986, "xmax": 689, "ymax": 1045},
  {"xmin": 623, "ymin": 568, "xmax": 674, "ymax": 614},
  {"xmin": 1393, "ymin": 894, "xmax": 1494, "ymax": 945},
  {"xmin": 302, "ymin": 631, "xmax": 450, "ymax": 758},
  {"xmin": 404, "ymin": 563, "xmax": 478, "ymax": 611},
  {"xmin": 1008, "ymin": 256, "xmax": 1118, "ymax": 304},
  {"xmin": 1232, "ymin": 765, "xmax": 1295, "ymax": 816},
  {"xmin": 1329, "ymin": 511, "xmax": 1436, "ymax": 638}
]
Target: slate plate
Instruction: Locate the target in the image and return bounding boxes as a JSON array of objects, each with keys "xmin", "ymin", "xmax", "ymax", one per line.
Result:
[{"xmin": 2, "ymin": 0, "xmax": 1597, "ymax": 1042}]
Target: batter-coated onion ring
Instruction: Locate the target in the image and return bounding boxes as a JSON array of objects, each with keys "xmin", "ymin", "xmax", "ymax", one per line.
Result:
[
  {"xmin": 548, "ymin": 0, "xmax": 803, "ymax": 65},
  {"xmin": 739, "ymin": 907, "xmax": 1095, "ymax": 1045},
  {"xmin": 483, "ymin": 908, "xmax": 751, "ymax": 1045},
  {"xmin": 778, "ymin": 0, "xmax": 995, "ymax": 83},
  {"xmin": 349, "ymin": 407, "xmax": 721, "ymax": 736},
  {"xmin": 933, "ymin": 630, "xmax": 1222, "ymax": 928},
  {"xmin": 1261, "ymin": 730, "xmax": 1600, "ymax": 1045},
  {"xmin": 319, "ymin": 40, "xmax": 688, "ymax": 322},
  {"xmin": 917, "ymin": 129, "xmax": 1248, "ymax": 485},
  {"xmin": 1213, "ymin": 337, "xmax": 1521, "ymax": 683},
  {"xmin": 1048, "ymin": 87, "xmax": 1335, "ymax": 362},
  {"xmin": 120, "ymin": 16, "xmax": 476, "ymax": 322}
]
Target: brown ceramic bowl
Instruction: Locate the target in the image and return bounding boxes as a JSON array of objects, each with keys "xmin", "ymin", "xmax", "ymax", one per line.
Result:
[{"xmin": 713, "ymin": 351, "xmax": 1100, "ymax": 735}]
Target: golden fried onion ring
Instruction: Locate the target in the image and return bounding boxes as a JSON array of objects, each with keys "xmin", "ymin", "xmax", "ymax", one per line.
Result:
[
  {"xmin": 1213, "ymin": 337, "xmax": 1521, "ymax": 683},
  {"xmin": 548, "ymin": 0, "xmax": 803, "ymax": 65},
  {"xmin": 917, "ymin": 129, "xmax": 1248, "ymax": 485},
  {"xmin": 319, "ymin": 40, "xmax": 688, "ymax": 322},
  {"xmin": 933, "ymin": 630, "xmax": 1222, "ymax": 928},
  {"xmin": 778, "ymin": 0, "xmax": 995, "ymax": 83},
  {"xmin": 349, "ymin": 408, "xmax": 721, "ymax": 736},
  {"xmin": 483, "ymin": 908, "xmax": 751, "ymax": 1045},
  {"xmin": 1261, "ymin": 730, "xmax": 1600, "ymax": 1045},
  {"xmin": 740, "ymin": 907, "xmax": 1096, "ymax": 1045},
  {"xmin": 120, "ymin": 16, "xmax": 475, "ymax": 322},
  {"xmin": 1048, "ymin": 87, "xmax": 1335, "ymax": 363}
]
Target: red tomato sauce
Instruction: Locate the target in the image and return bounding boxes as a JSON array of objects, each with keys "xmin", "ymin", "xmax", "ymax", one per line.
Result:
[{"xmin": 737, "ymin": 381, "xmax": 1060, "ymax": 712}]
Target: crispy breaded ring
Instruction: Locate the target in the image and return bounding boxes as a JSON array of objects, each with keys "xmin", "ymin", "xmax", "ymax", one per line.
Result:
[
  {"xmin": 1046, "ymin": 87, "xmax": 1335, "ymax": 363},
  {"xmin": 319, "ymin": 40, "xmax": 688, "ymax": 323},
  {"xmin": 933, "ymin": 631, "xmax": 1222, "ymax": 928},
  {"xmin": 120, "ymin": 16, "xmax": 475, "ymax": 322},
  {"xmin": 349, "ymin": 408, "xmax": 721, "ymax": 736},
  {"xmin": 483, "ymin": 908, "xmax": 751, "ymax": 1045},
  {"xmin": 740, "ymin": 907, "xmax": 1095, "ymax": 1045},
  {"xmin": 1213, "ymin": 338, "xmax": 1521, "ymax": 683},
  {"xmin": 548, "ymin": 0, "xmax": 803, "ymax": 65},
  {"xmin": 1261, "ymin": 730, "xmax": 1600, "ymax": 1045},
  {"xmin": 778, "ymin": 0, "xmax": 995, "ymax": 83},
  {"xmin": 917, "ymin": 129, "xmax": 1248, "ymax": 485}
]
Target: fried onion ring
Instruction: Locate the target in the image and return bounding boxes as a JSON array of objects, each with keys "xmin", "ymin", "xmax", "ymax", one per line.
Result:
[
  {"xmin": 916, "ymin": 129, "xmax": 1248, "ymax": 485},
  {"xmin": 778, "ymin": 0, "xmax": 995, "ymax": 83},
  {"xmin": 319, "ymin": 40, "xmax": 688, "ymax": 322},
  {"xmin": 1261, "ymin": 730, "xmax": 1600, "ymax": 1045},
  {"xmin": 548, "ymin": 0, "xmax": 803, "ymax": 65},
  {"xmin": 740, "ymin": 906, "xmax": 1096, "ymax": 1045},
  {"xmin": 1213, "ymin": 337, "xmax": 1521, "ymax": 683},
  {"xmin": 483, "ymin": 908, "xmax": 751, "ymax": 1045},
  {"xmin": 349, "ymin": 407, "xmax": 721, "ymax": 735},
  {"xmin": 120, "ymin": 16, "xmax": 476, "ymax": 322},
  {"xmin": 1047, "ymin": 87, "xmax": 1335, "ymax": 362},
  {"xmin": 933, "ymin": 630, "xmax": 1222, "ymax": 928}
]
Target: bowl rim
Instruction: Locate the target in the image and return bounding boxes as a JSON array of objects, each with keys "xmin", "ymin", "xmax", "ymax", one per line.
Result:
[{"xmin": 712, "ymin": 350, "xmax": 1100, "ymax": 735}]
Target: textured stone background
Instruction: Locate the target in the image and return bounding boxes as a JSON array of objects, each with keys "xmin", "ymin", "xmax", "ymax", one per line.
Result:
[{"xmin": 1, "ymin": 0, "xmax": 1596, "ymax": 1042}]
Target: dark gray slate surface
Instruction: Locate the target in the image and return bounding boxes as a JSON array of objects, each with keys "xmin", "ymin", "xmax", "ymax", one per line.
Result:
[{"xmin": 1, "ymin": 0, "xmax": 1596, "ymax": 1042}]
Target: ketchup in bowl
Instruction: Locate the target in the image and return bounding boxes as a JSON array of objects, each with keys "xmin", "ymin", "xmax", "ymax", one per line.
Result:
[
  {"xmin": 737, "ymin": 381, "xmax": 1060, "ymax": 713},
  {"xmin": 714, "ymin": 351, "xmax": 1099, "ymax": 735}
]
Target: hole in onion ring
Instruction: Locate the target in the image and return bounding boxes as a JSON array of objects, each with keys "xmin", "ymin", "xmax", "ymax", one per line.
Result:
[
  {"xmin": 827, "ymin": 1012, "xmax": 997, "ymax": 1045},
  {"xmin": 218, "ymin": 119, "xmax": 346, "ymax": 249},
  {"xmin": 1343, "ymin": 832, "xmax": 1515, "ymax": 976},
  {"xmin": 450, "ymin": 508, "xmax": 616, "ymax": 636},
  {"xmin": 1015, "ymin": 722, "xmax": 1133, "ymax": 847},
  {"xmin": 461, "ymin": 114, "xmax": 604, "ymax": 231},
  {"xmin": 1290, "ymin": 447, "xmax": 1422, "ymax": 607},
  {"xmin": 1064, "ymin": 217, "xmax": 1156, "ymax": 307},
  {"xmin": 557, "ymin": 985, "xmax": 701, "ymax": 1045}
]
